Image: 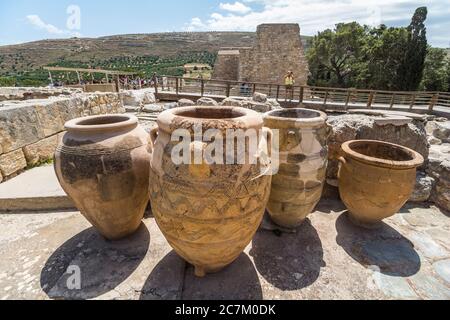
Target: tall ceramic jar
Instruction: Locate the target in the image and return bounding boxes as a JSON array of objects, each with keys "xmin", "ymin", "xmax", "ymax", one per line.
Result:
[
  {"xmin": 338, "ymin": 140, "xmax": 424, "ymax": 228},
  {"xmin": 149, "ymin": 106, "xmax": 272, "ymax": 277},
  {"xmin": 54, "ymin": 114, "xmax": 152, "ymax": 240},
  {"xmin": 263, "ymin": 108, "xmax": 329, "ymax": 228}
]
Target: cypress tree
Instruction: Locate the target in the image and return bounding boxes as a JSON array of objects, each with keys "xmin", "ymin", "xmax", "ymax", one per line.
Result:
[{"xmin": 398, "ymin": 7, "xmax": 428, "ymax": 91}]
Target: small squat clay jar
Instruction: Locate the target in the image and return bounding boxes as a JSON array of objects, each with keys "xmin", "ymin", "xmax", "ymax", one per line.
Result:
[
  {"xmin": 54, "ymin": 114, "xmax": 152, "ymax": 240},
  {"xmin": 338, "ymin": 140, "xmax": 424, "ymax": 228}
]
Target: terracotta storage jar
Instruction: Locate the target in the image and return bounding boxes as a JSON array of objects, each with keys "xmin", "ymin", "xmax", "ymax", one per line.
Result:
[
  {"xmin": 149, "ymin": 106, "xmax": 272, "ymax": 277},
  {"xmin": 338, "ymin": 140, "xmax": 424, "ymax": 228},
  {"xmin": 54, "ymin": 114, "xmax": 152, "ymax": 240},
  {"xmin": 263, "ymin": 108, "xmax": 329, "ymax": 228}
]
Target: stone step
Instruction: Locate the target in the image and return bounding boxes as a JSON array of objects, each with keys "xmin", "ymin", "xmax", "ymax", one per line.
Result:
[{"xmin": 0, "ymin": 165, "xmax": 75, "ymax": 212}]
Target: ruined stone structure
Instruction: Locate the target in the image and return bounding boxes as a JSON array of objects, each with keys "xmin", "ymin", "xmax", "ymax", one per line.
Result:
[
  {"xmin": 0, "ymin": 90, "xmax": 124, "ymax": 182},
  {"xmin": 212, "ymin": 24, "xmax": 309, "ymax": 85},
  {"xmin": 212, "ymin": 49, "xmax": 242, "ymax": 81}
]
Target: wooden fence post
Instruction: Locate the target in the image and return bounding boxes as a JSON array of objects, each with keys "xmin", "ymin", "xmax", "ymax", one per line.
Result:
[
  {"xmin": 226, "ymin": 82, "xmax": 231, "ymax": 97},
  {"xmin": 299, "ymin": 86, "xmax": 304, "ymax": 103},
  {"xmin": 201, "ymin": 79, "xmax": 205, "ymax": 97},
  {"xmin": 323, "ymin": 90, "xmax": 329, "ymax": 105},
  {"xmin": 409, "ymin": 94, "xmax": 416, "ymax": 110},
  {"xmin": 389, "ymin": 94, "xmax": 396, "ymax": 109},
  {"xmin": 276, "ymin": 85, "xmax": 280, "ymax": 101},
  {"xmin": 153, "ymin": 77, "xmax": 159, "ymax": 96},
  {"xmin": 175, "ymin": 78, "xmax": 179, "ymax": 95},
  {"xmin": 345, "ymin": 90, "xmax": 351, "ymax": 110},
  {"xmin": 367, "ymin": 91, "xmax": 375, "ymax": 108}
]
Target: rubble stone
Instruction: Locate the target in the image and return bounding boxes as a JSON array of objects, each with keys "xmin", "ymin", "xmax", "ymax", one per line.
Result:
[
  {"xmin": 178, "ymin": 99, "xmax": 195, "ymax": 107},
  {"xmin": 121, "ymin": 89, "xmax": 156, "ymax": 107},
  {"xmin": 409, "ymin": 172, "xmax": 435, "ymax": 203},
  {"xmin": 196, "ymin": 97, "xmax": 219, "ymax": 106},
  {"xmin": 253, "ymin": 92, "xmax": 268, "ymax": 103}
]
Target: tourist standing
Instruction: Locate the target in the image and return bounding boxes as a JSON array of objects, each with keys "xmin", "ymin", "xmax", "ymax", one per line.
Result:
[{"xmin": 284, "ymin": 71, "xmax": 295, "ymax": 101}]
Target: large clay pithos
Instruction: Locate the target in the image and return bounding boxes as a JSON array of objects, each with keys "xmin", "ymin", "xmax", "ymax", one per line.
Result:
[
  {"xmin": 263, "ymin": 108, "xmax": 329, "ymax": 228},
  {"xmin": 54, "ymin": 114, "xmax": 151, "ymax": 240},
  {"xmin": 338, "ymin": 140, "xmax": 424, "ymax": 228},
  {"xmin": 150, "ymin": 106, "xmax": 272, "ymax": 277}
]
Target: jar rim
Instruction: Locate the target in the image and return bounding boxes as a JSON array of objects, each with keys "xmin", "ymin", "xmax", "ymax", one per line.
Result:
[
  {"xmin": 341, "ymin": 140, "xmax": 424, "ymax": 169},
  {"xmin": 65, "ymin": 114, "xmax": 138, "ymax": 132}
]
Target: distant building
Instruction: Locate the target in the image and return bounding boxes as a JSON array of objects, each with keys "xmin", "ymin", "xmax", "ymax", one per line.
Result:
[
  {"xmin": 212, "ymin": 23, "xmax": 309, "ymax": 86},
  {"xmin": 183, "ymin": 63, "xmax": 212, "ymax": 79}
]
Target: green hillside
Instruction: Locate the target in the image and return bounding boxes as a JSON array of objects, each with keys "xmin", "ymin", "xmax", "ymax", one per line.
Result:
[{"xmin": 0, "ymin": 32, "xmax": 311, "ymax": 86}]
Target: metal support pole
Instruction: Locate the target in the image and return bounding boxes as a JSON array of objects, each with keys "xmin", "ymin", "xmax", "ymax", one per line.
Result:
[
  {"xmin": 48, "ymin": 71, "xmax": 54, "ymax": 86},
  {"xmin": 76, "ymin": 71, "xmax": 81, "ymax": 85}
]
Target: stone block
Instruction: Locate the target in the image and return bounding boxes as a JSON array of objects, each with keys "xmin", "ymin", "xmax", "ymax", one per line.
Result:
[
  {"xmin": 163, "ymin": 102, "xmax": 179, "ymax": 110},
  {"xmin": 178, "ymin": 99, "xmax": 195, "ymax": 107},
  {"xmin": 122, "ymin": 89, "xmax": 156, "ymax": 107},
  {"xmin": 197, "ymin": 97, "xmax": 219, "ymax": 106},
  {"xmin": 60, "ymin": 96, "xmax": 85, "ymax": 121},
  {"xmin": 433, "ymin": 122, "xmax": 450, "ymax": 143},
  {"xmin": 22, "ymin": 135, "xmax": 59, "ymax": 166},
  {"xmin": 0, "ymin": 105, "xmax": 45, "ymax": 154},
  {"xmin": 409, "ymin": 172, "xmax": 435, "ymax": 203},
  {"xmin": 253, "ymin": 92, "xmax": 267, "ymax": 103},
  {"xmin": 220, "ymin": 97, "xmax": 242, "ymax": 107},
  {"xmin": 409, "ymin": 274, "xmax": 450, "ymax": 300},
  {"xmin": 433, "ymin": 259, "xmax": 450, "ymax": 285},
  {"xmin": 240, "ymin": 100, "xmax": 272, "ymax": 113},
  {"xmin": 142, "ymin": 104, "xmax": 163, "ymax": 113},
  {"xmin": 34, "ymin": 102, "xmax": 66, "ymax": 137},
  {"xmin": 0, "ymin": 149, "xmax": 27, "ymax": 177}
]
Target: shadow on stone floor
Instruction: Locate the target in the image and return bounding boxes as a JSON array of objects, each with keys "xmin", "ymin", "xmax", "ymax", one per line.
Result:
[
  {"xmin": 140, "ymin": 251, "xmax": 186, "ymax": 300},
  {"xmin": 40, "ymin": 223, "xmax": 150, "ymax": 300},
  {"xmin": 140, "ymin": 251, "xmax": 263, "ymax": 300},
  {"xmin": 314, "ymin": 199, "xmax": 347, "ymax": 214},
  {"xmin": 250, "ymin": 219, "xmax": 325, "ymax": 291},
  {"xmin": 336, "ymin": 212, "xmax": 421, "ymax": 277}
]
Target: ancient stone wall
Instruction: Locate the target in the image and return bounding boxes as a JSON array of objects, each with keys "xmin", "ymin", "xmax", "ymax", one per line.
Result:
[
  {"xmin": 212, "ymin": 24, "xmax": 309, "ymax": 85},
  {"xmin": 84, "ymin": 84, "xmax": 117, "ymax": 93},
  {"xmin": 0, "ymin": 92, "xmax": 124, "ymax": 182},
  {"xmin": 0, "ymin": 87, "xmax": 82, "ymax": 102},
  {"xmin": 211, "ymin": 50, "xmax": 241, "ymax": 81}
]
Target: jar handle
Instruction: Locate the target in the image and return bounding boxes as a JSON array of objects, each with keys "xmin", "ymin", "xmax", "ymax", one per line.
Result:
[
  {"xmin": 262, "ymin": 127, "xmax": 273, "ymax": 158},
  {"xmin": 150, "ymin": 127, "xmax": 158, "ymax": 147}
]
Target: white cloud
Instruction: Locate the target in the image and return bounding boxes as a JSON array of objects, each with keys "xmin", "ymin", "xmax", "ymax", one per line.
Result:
[
  {"xmin": 185, "ymin": 17, "xmax": 207, "ymax": 31},
  {"xmin": 185, "ymin": 0, "xmax": 450, "ymax": 47},
  {"xmin": 219, "ymin": 2, "xmax": 252, "ymax": 14},
  {"xmin": 26, "ymin": 15, "xmax": 64, "ymax": 34},
  {"xmin": 26, "ymin": 14, "xmax": 82, "ymax": 37}
]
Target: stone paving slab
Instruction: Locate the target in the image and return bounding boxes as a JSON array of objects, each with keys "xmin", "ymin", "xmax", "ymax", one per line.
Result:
[
  {"xmin": 0, "ymin": 200, "xmax": 449, "ymax": 300},
  {"xmin": 0, "ymin": 165, "xmax": 74, "ymax": 212}
]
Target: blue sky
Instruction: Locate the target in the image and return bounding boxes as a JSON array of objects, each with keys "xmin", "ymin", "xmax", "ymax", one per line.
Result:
[{"xmin": 0, "ymin": 0, "xmax": 449, "ymax": 47}]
